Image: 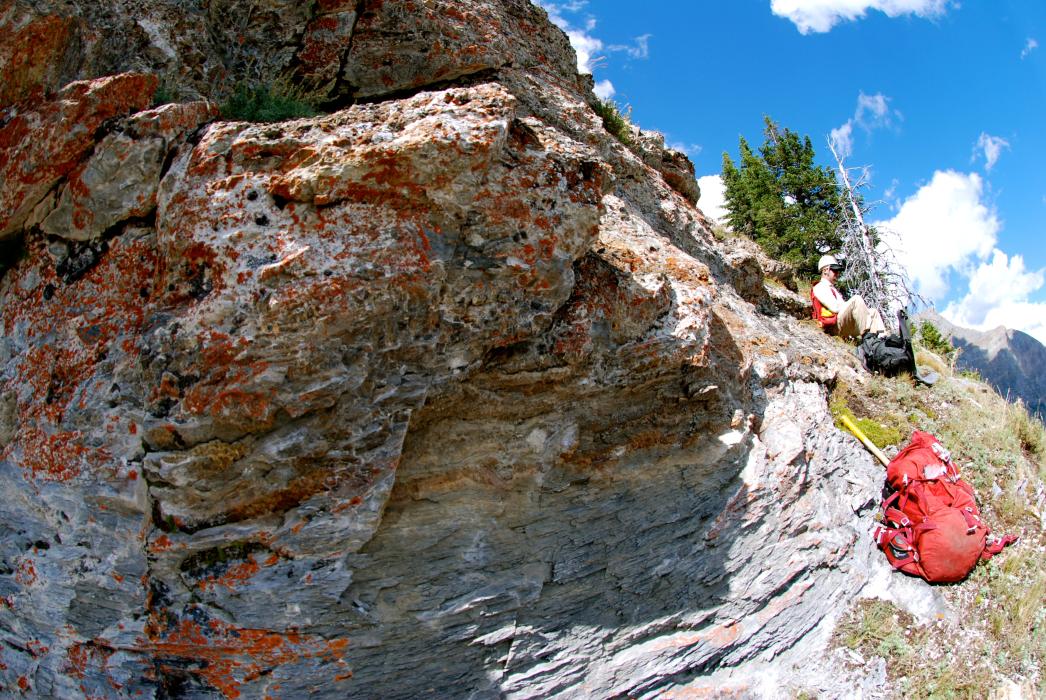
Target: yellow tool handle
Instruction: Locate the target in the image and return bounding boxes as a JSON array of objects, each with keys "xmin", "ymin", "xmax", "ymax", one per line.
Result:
[{"xmin": 839, "ymin": 414, "xmax": 890, "ymax": 467}]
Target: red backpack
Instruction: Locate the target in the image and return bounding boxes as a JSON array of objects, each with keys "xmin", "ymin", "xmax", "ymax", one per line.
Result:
[{"xmin": 873, "ymin": 431, "xmax": 1017, "ymax": 583}]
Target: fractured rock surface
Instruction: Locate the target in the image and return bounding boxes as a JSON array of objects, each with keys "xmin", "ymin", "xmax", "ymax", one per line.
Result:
[{"xmin": 0, "ymin": 1, "xmax": 884, "ymax": 697}]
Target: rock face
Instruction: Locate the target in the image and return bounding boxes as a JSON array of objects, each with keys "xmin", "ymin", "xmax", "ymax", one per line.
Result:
[{"xmin": 1, "ymin": 1, "xmax": 885, "ymax": 697}]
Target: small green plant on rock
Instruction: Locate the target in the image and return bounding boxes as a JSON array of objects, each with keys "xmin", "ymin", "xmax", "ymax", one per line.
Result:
[
  {"xmin": 221, "ymin": 79, "xmax": 320, "ymax": 123},
  {"xmin": 152, "ymin": 80, "xmax": 178, "ymax": 107},
  {"xmin": 592, "ymin": 98, "xmax": 633, "ymax": 145}
]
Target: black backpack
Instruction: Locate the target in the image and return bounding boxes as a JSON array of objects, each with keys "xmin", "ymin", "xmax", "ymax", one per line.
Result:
[
  {"xmin": 858, "ymin": 330, "xmax": 912, "ymax": 376},
  {"xmin": 857, "ymin": 310, "xmax": 919, "ymax": 377}
]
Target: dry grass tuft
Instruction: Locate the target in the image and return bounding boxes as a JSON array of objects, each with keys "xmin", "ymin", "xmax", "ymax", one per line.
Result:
[{"xmin": 914, "ymin": 349, "xmax": 949, "ymax": 378}]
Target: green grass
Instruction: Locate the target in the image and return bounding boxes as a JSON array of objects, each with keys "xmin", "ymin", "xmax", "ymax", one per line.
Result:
[
  {"xmin": 837, "ymin": 599, "xmax": 915, "ymax": 659},
  {"xmin": 1008, "ymin": 400, "xmax": 1046, "ymax": 467}
]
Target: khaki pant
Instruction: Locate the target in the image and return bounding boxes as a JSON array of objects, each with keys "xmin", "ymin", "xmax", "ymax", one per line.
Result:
[{"xmin": 838, "ymin": 295, "xmax": 886, "ymax": 339}]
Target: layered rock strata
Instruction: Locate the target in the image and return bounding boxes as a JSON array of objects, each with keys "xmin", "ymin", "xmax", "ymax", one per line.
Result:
[{"xmin": 1, "ymin": 1, "xmax": 883, "ymax": 697}]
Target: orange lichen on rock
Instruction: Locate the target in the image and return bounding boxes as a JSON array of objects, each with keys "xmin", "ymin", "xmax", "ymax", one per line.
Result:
[
  {"xmin": 142, "ymin": 614, "xmax": 351, "ymax": 699},
  {"xmin": 63, "ymin": 641, "xmax": 115, "ymax": 683},
  {"xmin": 0, "ymin": 72, "xmax": 157, "ymax": 237},
  {"xmin": 15, "ymin": 427, "xmax": 104, "ymax": 482},
  {"xmin": 196, "ymin": 557, "xmax": 263, "ymax": 593},
  {"xmin": 0, "ymin": 15, "xmax": 77, "ymax": 105},
  {"xmin": 1, "ymin": 232, "xmax": 157, "ymax": 483}
]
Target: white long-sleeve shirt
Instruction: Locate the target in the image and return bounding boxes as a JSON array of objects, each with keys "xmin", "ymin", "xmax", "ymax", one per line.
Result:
[{"xmin": 812, "ymin": 277, "xmax": 844, "ymax": 314}]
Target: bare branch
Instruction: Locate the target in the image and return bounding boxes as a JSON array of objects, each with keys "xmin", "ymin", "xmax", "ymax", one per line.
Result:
[{"xmin": 827, "ymin": 137, "xmax": 923, "ymax": 331}]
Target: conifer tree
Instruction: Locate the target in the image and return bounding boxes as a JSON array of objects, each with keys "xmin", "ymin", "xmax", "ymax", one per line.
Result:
[{"xmin": 721, "ymin": 117, "xmax": 843, "ymax": 276}]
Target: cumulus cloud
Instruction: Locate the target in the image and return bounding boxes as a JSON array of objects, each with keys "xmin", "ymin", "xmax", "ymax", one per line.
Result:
[
  {"xmin": 593, "ymin": 79, "xmax": 615, "ymax": 99},
  {"xmin": 697, "ymin": 175, "xmax": 729, "ymax": 224},
  {"xmin": 1021, "ymin": 37, "xmax": 1039, "ymax": 59},
  {"xmin": 830, "ymin": 92, "xmax": 900, "ymax": 159},
  {"xmin": 876, "ymin": 171, "xmax": 1046, "ymax": 343},
  {"xmin": 942, "ymin": 250, "xmax": 1043, "ymax": 324},
  {"xmin": 771, "ymin": 0, "xmax": 953, "ymax": 34},
  {"xmin": 942, "ymin": 251, "xmax": 1046, "ymax": 345},
  {"xmin": 974, "ymin": 133, "xmax": 1010, "ymax": 172},
  {"xmin": 873, "ymin": 170, "xmax": 999, "ymax": 299}
]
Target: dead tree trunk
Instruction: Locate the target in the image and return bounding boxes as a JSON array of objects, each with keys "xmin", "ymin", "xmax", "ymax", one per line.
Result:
[{"xmin": 827, "ymin": 139, "xmax": 918, "ymax": 329}]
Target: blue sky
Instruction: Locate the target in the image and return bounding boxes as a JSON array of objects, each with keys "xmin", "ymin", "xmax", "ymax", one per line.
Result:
[{"xmin": 536, "ymin": 0, "xmax": 1046, "ymax": 344}]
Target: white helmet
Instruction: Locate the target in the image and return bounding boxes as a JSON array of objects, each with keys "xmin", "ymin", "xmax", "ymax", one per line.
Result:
[{"xmin": 818, "ymin": 254, "xmax": 840, "ymax": 272}]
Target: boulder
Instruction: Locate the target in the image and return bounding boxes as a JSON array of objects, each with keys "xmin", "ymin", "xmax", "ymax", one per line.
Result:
[{"xmin": 0, "ymin": 72, "xmax": 157, "ymax": 240}]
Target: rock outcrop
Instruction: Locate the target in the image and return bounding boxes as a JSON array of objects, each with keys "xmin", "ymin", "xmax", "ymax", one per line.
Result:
[{"xmin": 1, "ymin": 1, "xmax": 888, "ymax": 697}]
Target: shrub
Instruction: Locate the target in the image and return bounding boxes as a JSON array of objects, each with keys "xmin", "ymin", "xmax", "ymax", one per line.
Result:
[
  {"xmin": 592, "ymin": 98, "xmax": 633, "ymax": 145},
  {"xmin": 221, "ymin": 81, "xmax": 320, "ymax": 123},
  {"xmin": 917, "ymin": 320, "xmax": 955, "ymax": 358},
  {"xmin": 152, "ymin": 81, "xmax": 177, "ymax": 107}
]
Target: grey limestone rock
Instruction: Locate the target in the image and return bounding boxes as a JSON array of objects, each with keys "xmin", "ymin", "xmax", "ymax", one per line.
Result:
[{"xmin": 0, "ymin": 1, "xmax": 899, "ymax": 697}]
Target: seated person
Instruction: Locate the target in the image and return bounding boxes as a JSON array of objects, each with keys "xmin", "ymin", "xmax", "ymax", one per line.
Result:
[{"xmin": 812, "ymin": 255, "xmax": 886, "ymax": 339}]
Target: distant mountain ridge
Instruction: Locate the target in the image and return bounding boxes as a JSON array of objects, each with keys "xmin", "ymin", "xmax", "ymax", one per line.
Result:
[{"xmin": 916, "ymin": 309, "xmax": 1046, "ymax": 418}]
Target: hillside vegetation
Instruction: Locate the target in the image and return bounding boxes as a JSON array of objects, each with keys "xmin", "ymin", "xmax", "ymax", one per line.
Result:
[{"xmin": 828, "ymin": 339, "xmax": 1046, "ymax": 698}]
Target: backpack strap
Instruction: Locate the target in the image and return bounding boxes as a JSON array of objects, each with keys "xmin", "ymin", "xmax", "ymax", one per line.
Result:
[
  {"xmin": 872, "ymin": 524, "xmax": 922, "ymax": 575},
  {"xmin": 981, "ymin": 534, "xmax": 1019, "ymax": 561},
  {"xmin": 959, "ymin": 506, "xmax": 980, "ymax": 534}
]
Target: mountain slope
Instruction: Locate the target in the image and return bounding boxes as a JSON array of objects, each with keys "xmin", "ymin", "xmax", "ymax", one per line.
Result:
[{"xmin": 917, "ymin": 309, "xmax": 1046, "ymax": 417}]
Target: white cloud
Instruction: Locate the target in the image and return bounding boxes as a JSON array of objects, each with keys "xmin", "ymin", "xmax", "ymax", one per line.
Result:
[
  {"xmin": 770, "ymin": 0, "xmax": 953, "ymax": 34},
  {"xmin": 609, "ymin": 33, "xmax": 652, "ymax": 60},
  {"xmin": 697, "ymin": 174, "xmax": 729, "ymax": 224},
  {"xmin": 830, "ymin": 92, "xmax": 899, "ymax": 160},
  {"xmin": 829, "ymin": 121, "xmax": 854, "ymax": 159},
  {"xmin": 536, "ymin": 2, "xmax": 603, "ymax": 74},
  {"xmin": 536, "ymin": 1, "xmax": 644, "ymax": 99},
  {"xmin": 873, "ymin": 170, "xmax": 999, "ymax": 299},
  {"xmin": 878, "ymin": 171, "xmax": 1046, "ymax": 343},
  {"xmin": 974, "ymin": 132, "xmax": 1010, "ymax": 172},
  {"xmin": 665, "ymin": 139, "xmax": 702, "ymax": 157},
  {"xmin": 942, "ymin": 250, "xmax": 1043, "ymax": 324},
  {"xmin": 856, "ymin": 92, "xmax": 899, "ymax": 129},
  {"xmin": 593, "ymin": 79, "xmax": 615, "ymax": 99},
  {"xmin": 942, "ymin": 251, "xmax": 1046, "ymax": 345},
  {"xmin": 882, "ymin": 175, "xmax": 899, "ymax": 206},
  {"xmin": 566, "ymin": 29, "xmax": 604, "ymax": 74},
  {"xmin": 1021, "ymin": 37, "xmax": 1039, "ymax": 59}
]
